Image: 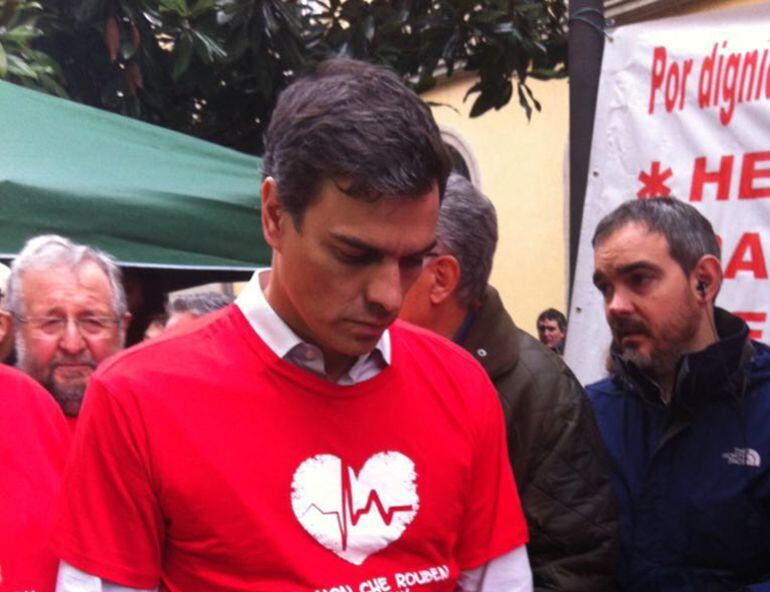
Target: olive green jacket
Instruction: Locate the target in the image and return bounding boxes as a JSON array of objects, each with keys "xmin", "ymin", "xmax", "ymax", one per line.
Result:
[{"xmin": 460, "ymin": 286, "xmax": 618, "ymax": 591}]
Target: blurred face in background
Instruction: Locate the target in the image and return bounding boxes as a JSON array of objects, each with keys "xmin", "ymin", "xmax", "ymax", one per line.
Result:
[
  {"xmin": 15, "ymin": 262, "xmax": 127, "ymax": 416},
  {"xmin": 537, "ymin": 319, "xmax": 565, "ymax": 351},
  {"xmin": 143, "ymin": 318, "xmax": 166, "ymax": 340},
  {"xmin": 164, "ymin": 311, "xmax": 197, "ymax": 331}
]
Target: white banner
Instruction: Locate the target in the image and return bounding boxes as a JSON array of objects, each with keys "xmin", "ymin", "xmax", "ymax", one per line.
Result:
[{"xmin": 565, "ymin": 2, "xmax": 770, "ymax": 385}]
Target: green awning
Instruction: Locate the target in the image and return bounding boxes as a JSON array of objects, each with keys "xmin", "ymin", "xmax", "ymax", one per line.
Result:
[{"xmin": 0, "ymin": 81, "xmax": 268, "ymax": 269}]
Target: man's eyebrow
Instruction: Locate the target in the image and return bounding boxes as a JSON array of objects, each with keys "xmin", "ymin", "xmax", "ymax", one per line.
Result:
[
  {"xmin": 329, "ymin": 232, "xmax": 437, "ymax": 257},
  {"xmin": 593, "ymin": 261, "xmax": 660, "ymax": 285},
  {"xmin": 616, "ymin": 261, "xmax": 661, "ymax": 275}
]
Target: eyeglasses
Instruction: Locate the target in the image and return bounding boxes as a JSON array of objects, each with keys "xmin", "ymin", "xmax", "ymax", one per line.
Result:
[{"xmin": 14, "ymin": 315, "xmax": 119, "ymax": 338}]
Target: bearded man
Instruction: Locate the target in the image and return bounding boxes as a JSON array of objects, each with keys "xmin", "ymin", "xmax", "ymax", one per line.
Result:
[
  {"xmin": 587, "ymin": 197, "xmax": 770, "ymax": 591},
  {"xmin": 7, "ymin": 235, "xmax": 130, "ymax": 425}
]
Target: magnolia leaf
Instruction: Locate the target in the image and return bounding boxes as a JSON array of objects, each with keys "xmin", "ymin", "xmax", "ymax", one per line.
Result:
[
  {"xmin": 172, "ymin": 32, "xmax": 193, "ymax": 79},
  {"xmin": 7, "ymin": 53, "xmax": 37, "ymax": 79}
]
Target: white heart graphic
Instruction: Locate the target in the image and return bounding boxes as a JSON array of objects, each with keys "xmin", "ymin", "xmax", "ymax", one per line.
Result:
[{"xmin": 291, "ymin": 451, "xmax": 419, "ymax": 565}]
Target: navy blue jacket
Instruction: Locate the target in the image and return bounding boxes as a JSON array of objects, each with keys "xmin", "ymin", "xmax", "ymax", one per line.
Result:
[{"xmin": 587, "ymin": 309, "xmax": 770, "ymax": 591}]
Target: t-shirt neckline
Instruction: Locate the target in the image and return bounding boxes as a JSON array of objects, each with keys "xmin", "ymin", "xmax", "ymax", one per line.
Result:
[{"xmin": 228, "ymin": 305, "xmax": 398, "ymax": 399}]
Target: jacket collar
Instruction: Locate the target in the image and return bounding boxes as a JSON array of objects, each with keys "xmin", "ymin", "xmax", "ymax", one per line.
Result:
[
  {"xmin": 456, "ymin": 285, "xmax": 519, "ymax": 380},
  {"xmin": 612, "ymin": 308, "xmax": 755, "ymax": 410}
]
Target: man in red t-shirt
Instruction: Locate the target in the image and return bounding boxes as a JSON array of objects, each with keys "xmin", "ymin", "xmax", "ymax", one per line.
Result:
[
  {"xmin": 53, "ymin": 59, "xmax": 531, "ymax": 592},
  {"xmin": 0, "ymin": 364, "xmax": 70, "ymax": 592}
]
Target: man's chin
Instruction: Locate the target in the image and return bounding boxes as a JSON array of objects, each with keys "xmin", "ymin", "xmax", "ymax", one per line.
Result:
[
  {"xmin": 51, "ymin": 378, "xmax": 87, "ymax": 412},
  {"xmin": 620, "ymin": 346, "xmax": 654, "ymax": 370},
  {"xmin": 339, "ymin": 337, "xmax": 381, "ymax": 359},
  {"xmin": 53, "ymin": 365, "xmax": 94, "ymax": 381}
]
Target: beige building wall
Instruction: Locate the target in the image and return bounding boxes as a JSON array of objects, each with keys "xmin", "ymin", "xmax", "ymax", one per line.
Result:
[{"xmin": 423, "ymin": 75, "xmax": 569, "ymax": 335}]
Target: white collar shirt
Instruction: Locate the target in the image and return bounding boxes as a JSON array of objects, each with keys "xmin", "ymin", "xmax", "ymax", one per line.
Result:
[{"xmin": 234, "ymin": 270, "xmax": 390, "ymax": 385}]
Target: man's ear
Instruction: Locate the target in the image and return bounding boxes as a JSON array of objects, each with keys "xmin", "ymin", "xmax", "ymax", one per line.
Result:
[
  {"xmin": 429, "ymin": 255, "xmax": 461, "ymax": 305},
  {"xmin": 261, "ymin": 177, "xmax": 285, "ymax": 250},
  {"xmin": 692, "ymin": 254, "xmax": 723, "ymax": 304}
]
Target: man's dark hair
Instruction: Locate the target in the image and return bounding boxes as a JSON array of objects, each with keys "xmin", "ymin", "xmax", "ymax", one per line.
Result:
[
  {"xmin": 592, "ymin": 197, "xmax": 721, "ymax": 275},
  {"xmin": 262, "ymin": 59, "xmax": 452, "ymax": 226},
  {"xmin": 436, "ymin": 173, "xmax": 498, "ymax": 307},
  {"xmin": 166, "ymin": 292, "xmax": 232, "ymax": 318},
  {"xmin": 537, "ymin": 308, "xmax": 566, "ymax": 331}
]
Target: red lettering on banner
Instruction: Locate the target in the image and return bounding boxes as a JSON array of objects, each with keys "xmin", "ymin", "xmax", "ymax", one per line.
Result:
[
  {"xmin": 738, "ymin": 50, "xmax": 758, "ymax": 102},
  {"xmin": 720, "ymin": 52, "xmax": 741, "ymax": 124},
  {"xmin": 684, "ymin": 151, "xmax": 770, "ymax": 201},
  {"xmin": 724, "ymin": 233, "xmax": 768, "ymax": 279},
  {"xmin": 648, "ymin": 41, "xmax": 770, "ymax": 125},
  {"xmin": 649, "ymin": 47, "xmax": 693, "ymax": 114},
  {"xmin": 693, "ymin": 42, "xmax": 770, "ymax": 125},
  {"xmin": 690, "ymin": 155, "xmax": 733, "ymax": 201},
  {"xmin": 733, "ymin": 311, "xmax": 767, "ymax": 341},
  {"xmin": 665, "ymin": 62, "xmax": 681, "ymax": 112},
  {"xmin": 638, "ymin": 162, "xmax": 673, "ymax": 198},
  {"xmin": 738, "ymin": 151, "xmax": 770, "ymax": 199},
  {"xmin": 650, "ymin": 47, "xmax": 667, "ymax": 114},
  {"xmin": 699, "ymin": 43, "xmax": 718, "ymax": 108}
]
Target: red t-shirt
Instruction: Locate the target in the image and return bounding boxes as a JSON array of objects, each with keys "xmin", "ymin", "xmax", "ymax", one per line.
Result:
[
  {"xmin": 53, "ymin": 306, "xmax": 527, "ymax": 591},
  {"xmin": 0, "ymin": 364, "xmax": 70, "ymax": 592}
]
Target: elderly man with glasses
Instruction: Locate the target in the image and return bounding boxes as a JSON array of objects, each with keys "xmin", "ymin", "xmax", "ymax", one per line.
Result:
[{"xmin": 7, "ymin": 235, "xmax": 130, "ymax": 425}]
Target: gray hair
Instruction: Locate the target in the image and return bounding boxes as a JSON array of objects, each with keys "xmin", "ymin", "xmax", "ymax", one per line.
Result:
[
  {"xmin": 592, "ymin": 197, "xmax": 721, "ymax": 275},
  {"xmin": 166, "ymin": 292, "xmax": 232, "ymax": 318},
  {"xmin": 7, "ymin": 234, "xmax": 128, "ymax": 319},
  {"xmin": 436, "ymin": 173, "xmax": 498, "ymax": 307}
]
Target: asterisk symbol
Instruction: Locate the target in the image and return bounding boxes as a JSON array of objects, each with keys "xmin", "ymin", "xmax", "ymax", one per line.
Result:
[{"xmin": 637, "ymin": 162, "xmax": 673, "ymax": 199}]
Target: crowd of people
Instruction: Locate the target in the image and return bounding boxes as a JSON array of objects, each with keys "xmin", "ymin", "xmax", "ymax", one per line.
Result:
[{"xmin": 2, "ymin": 58, "xmax": 769, "ymax": 592}]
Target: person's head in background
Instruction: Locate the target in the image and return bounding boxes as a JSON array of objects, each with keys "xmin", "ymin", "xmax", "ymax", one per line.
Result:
[
  {"xmin": 7, "ymin": 235, "xmax": 130, "ymax": 417},
  {"xmin": 399, "ymin": 172, "xmax": 497, "ymax": 338},
  {"xmin": 537, "ymin": 308, "xmax": 567, "ymax": 354},
  {"xmin": 142, "ymin": 313, "xmax": 167, "ymax": 340},
  {"xmin": 165, "ymin": 292, "xmax": 232, "ymax": 331}
]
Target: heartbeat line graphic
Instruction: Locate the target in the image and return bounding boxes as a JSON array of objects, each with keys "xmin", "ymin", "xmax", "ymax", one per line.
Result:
[{"xmin": 302, "ymin": 461, "xmax": 415, "ymax": 550}]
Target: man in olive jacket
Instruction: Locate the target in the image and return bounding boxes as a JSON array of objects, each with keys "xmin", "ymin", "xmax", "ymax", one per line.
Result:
[{"xmin": 401, "ymin": 173, "xmax": 617, "ymax": 591}]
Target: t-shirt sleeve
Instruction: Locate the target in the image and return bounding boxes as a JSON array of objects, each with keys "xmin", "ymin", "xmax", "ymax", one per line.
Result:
[
  {"xmin": 455, "ymin": 375, "xmax": 529, "ymax": 570},
  {"xmin": 52, "ymin": 374, "xmax": 164, "ymax": 589},
  {"xmin": 0, "ymin": 368, "xmax": 71, "ymax": 592}
]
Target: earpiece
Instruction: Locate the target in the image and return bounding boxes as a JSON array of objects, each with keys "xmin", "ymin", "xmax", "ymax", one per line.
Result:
[{"xmin": 697, "ymin": 280, "xmax": 707, "ymax": 297}]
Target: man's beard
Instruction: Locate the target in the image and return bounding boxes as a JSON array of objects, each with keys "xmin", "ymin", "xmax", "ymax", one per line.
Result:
[
  {"xmin": 15, "ymin": 334, "xmax": 96, "ymax": 417},
  {"xmin": 611, "ymin": 290, "xmax": 701, "ymax": 383}
]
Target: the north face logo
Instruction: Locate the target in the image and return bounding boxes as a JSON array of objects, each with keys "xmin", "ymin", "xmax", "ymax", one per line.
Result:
[{"xmin": 722, "ymin": 447, "xmax": 761, "ymax": 467}]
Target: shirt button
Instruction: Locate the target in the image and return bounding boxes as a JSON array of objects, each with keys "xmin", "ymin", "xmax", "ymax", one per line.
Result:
[{"xmin": 477, "ymin": 348, "xmax": 487, "ymax": 358}]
